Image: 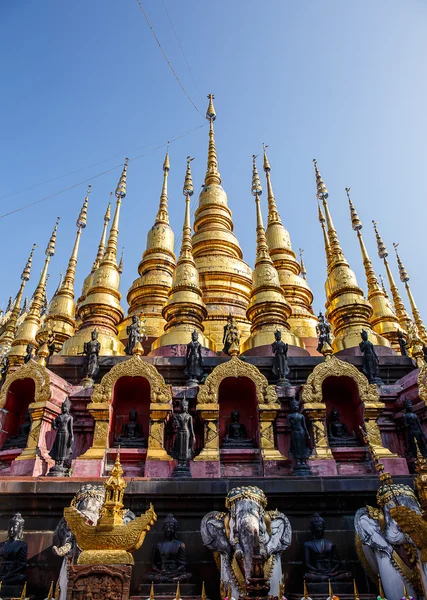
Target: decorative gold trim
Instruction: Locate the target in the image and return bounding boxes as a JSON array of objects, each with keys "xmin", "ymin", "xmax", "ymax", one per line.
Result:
[
  {"xmin": 418, "ymin": 363, "xmax": 427, "ymax": 404},
  {"xmin": 0, "ymin": 360, "xmax": 51, "ymax": 408}
]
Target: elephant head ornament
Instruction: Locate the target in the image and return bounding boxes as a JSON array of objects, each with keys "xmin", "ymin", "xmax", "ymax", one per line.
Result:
[
  {"xmin": 354, "ymin": 472, "xmax": 424, "ymax": 600},
  {"xmin": 201, "ymin": 486, "xmax": 291, "ymax": 598}
]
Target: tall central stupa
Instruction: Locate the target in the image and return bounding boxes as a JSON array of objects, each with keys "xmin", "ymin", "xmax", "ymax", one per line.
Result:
[{"xmin": 191, "ymin": 95, "xmax": 253, "ymax": 349}]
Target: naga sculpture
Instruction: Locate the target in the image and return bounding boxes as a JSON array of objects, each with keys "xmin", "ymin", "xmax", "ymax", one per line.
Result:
[{"xmin": 201, "ymin": 486, "xmax": 291, "ymax": 599}]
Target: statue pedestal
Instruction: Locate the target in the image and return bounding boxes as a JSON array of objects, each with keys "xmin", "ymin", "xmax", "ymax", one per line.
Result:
[
  {"xmin": 67, "ymin": 564, "xmax": 132, "ymax": 600},
  {"xmin": 307, "ymin": 458, "xmax": 338, "ymax": 476},
  {"xmin": 144, "ymin": 459, "xmax": 175, "ymax": 478},
  {"xmin": 9, "ymin": 455, "xmax": 47, "ymax": 477},
  {"xmin": 71, "ymin": 457, "xmax": 105, "ymax": 477}
]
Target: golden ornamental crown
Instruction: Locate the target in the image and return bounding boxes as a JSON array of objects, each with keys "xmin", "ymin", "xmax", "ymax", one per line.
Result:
[{"xmin": 225, "ymin": 486, "xmax": 267, "ymax": 510}]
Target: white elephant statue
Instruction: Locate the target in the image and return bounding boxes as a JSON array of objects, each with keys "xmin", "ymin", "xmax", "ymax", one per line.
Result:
[
  {"xmin": 354, "ymin": 475, "xmax": 423, "ymax": 600},
  {"xmin": 201, "ymin": 486, "xmax": 291, "ymax": 599}
]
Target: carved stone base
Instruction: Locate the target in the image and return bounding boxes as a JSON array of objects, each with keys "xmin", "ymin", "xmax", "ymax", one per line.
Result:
[
  {"xmin": 67, "ymin": 564, "xmax": 132, "ymax": 600},
  {"xmin": 190, "ymin": 460, "xmax": 220, "ymax": 478},
  {"xmin": 144, "ymin": 459, "xmax": 175, "ymax": 478},
  {"xmin": 308, "ymin": 459, "xmax": 338, "ymax": 476},
  {"xmin": 171, "ymin": 463, "xmax": 192, "ymax": 478},
  {"xmin": 9, "ymin": 455, "xmax": 48, "ymax": 477},
  {"xmin": 71, "ymin": 457, "xmax": 105, "ymax": 477},
  {"xmin": 48, "ymin": 463, "xmax": 69, "ymax": 477},
  {"xmin": 292, "ymin": 461, "xmax": 312, "ymax": 476}
]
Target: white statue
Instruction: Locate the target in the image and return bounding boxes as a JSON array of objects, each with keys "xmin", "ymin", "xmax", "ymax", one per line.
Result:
[
  {"xmin": 201, "ymin": 486, "xmax": 291, "ymax": 599},
  {"xmin": 354, "ymin": 471, "xmax": 423, "ymax": 600}
]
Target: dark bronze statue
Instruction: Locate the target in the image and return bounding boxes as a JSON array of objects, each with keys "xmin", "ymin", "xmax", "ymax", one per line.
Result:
[
  {"xmin": 171, "ymin": 396, "xmax": 194, "ymax": 478},
  {"xmin": 23, "ymin": 342, "xmax": 34, "ymax": 364},
  {"xmin": 328, "ymin": 408, "xmax": 359, "ymax": 447},
  {"xmin": 402, "ymin": 398, "xmax": 427, "ymax": 459},
  {"xmin": 114, "ymin": 409, "xmax": 145, "ymax": 448},
  {"xmin": 304, "ymin": 513, "xmax": 350, "ymax": 582},
  {"xmin": 359, "ymin": 329, "xmax": 383, "ymax": 384},
  {"xmin": 48, "ymin": 398, "xmax": 74, "ymax": 476},
  {"xmin": 316, "ymin": 312, "xmax": 332, "ymax": 353},
  {"xmin": 185, "ymin": 330, "xmax": 203, "ymax": 386},
  {"xmin": 47, "ymin": 329, "xmax": 56, "ymax": 357},
  {"xmin": 3, "ymin": 411, "xmax": 31, "ymax": 450},
  {"xmin": 272, "ymin": 330, "xmax": 290, "ymax": 384},
  {"xmin": 0, "ymin": 513, "xmax": 28, "ymax": 584},
  {"xmin": 398, "ymin": 331, "xmax": 410, "ymax": 357},
  {"xmin": 222, "ymin": 315, "xmax": 240, "ymax": 356},
  {"xmin": 145, "ymin": 513, "xmax": 191, "ymax": 583},
  {"xmin": 222, "ymin": 408, "xmax": 254, "ymax": 448},
  {"xmin": 0, "ymin": 355, "xmax": 9, "ymax": 386},
  {"xmin": 125, "ymin": 315, "xmax": 142, "ymax": 355},
  {"xmin": 83, "ymin": 329, "xmax": 101, "ymax": 381},
  {"xmin": 288, "ymin": 398, "xmax": 311, "ymax": 475}
]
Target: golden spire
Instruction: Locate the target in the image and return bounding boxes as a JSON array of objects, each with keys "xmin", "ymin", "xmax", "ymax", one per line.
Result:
[
  {"xmin": 263, "ymin": 145, "xmax": 317, "ymax": 341},
  {"xmin": 126, "ymin": 151, "xmax": 176, "ymax": 342},
  {"xmin": 149, "ymin": 583, "xmax": 155, "ymax": 600},
  {"xmin": 37, "ymin": 189, "xmax": 89, "ymax": 352},
  {"xmin": 118, "ymin": 247, "xmax": 124, "ymax": 274},
  {"xmin": 243, "ymin": 156, "xmax": 299, "ymax": 352},
  {"xmin": 175, "ymin": 582, "xmax": 181, "ymax": 600},
  {"xmin": 0, "ymin": 244, "xmax": 36, "ymax": 350},
  {"xmin": 61, "ymin": 162, "xmax": 128, "ymax": 356},
  {"xmin": 312, "ymin": 160, "xmax": 389, "ymax": 352},
  {"xmin": 353, "ymin": 580, "xmax": 360, "ymax": 600},
  {"xmin": 191, "ymin": 95, "xmax": 252, "ymax": 349},
  {"xmin": 154, "ymin": 157, "xmax": 212, "ymax": 350},
  {"xmin": 97, "ymin": 451, "xmax": 127, "ymax": 528},
  {"xmin": 20, "ymin": 582, "xmax": 27, "ymax": 600},
  {"xmin": 328, "ymin": 579, "xmax": 334, "ymax": 600},
  {"xmin": 373, "ymin": 220, "xmax": 411, "ymax": 331},
  {"xmin": 393, "ymin": 242, "xmax": 427, "ymax": 343},
  {"xmin": 346, "ymin": 188, "xmax": 402, "ymax": 350},
  {"xmin": 303, "ymin": 579, "xmax": 309, "ymax": 600},
  {"xmin": 201, "ymin": 582, "xmax": 207, "ymax": 600},
  {"xmin": 299, "ymin": 248, "xmax": 307, "ymax": 280},
  {"xmin": 318, "ymin": 201, "xmax": 332, "ymax": 270},
  {"xmin": 46, "ymin": 582, "xmax": 54, "ymax": 600},
  {"xmin": 9, "ymin": 219, "xmax": 59, "ymax": 363}
]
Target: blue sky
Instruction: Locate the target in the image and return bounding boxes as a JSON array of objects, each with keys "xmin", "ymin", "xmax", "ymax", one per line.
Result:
[{"xmin": 1, "ymin": 1, "xmax": 426, "ymax": 323}]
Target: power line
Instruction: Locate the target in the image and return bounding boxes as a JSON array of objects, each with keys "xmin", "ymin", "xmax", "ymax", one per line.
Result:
[
  {"xmin": 161, "ymin": 0, "xmax": 204, "ymax": 106},
  {"xmin": 135, "ymin": 0, "xmax": 204, "ymax": 119}
]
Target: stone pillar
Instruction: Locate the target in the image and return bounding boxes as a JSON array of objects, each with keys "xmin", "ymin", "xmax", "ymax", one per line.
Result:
[
  {"xmin": 192, "ymin": 403, "xmax": 220, "ymax": 477},
  {"xmin": 144, "ymin": 401, "xmax": 173, "ymax": 478},
  {"xmin": 302, "ymin": 402, "xmax": 338, "ymax": 477},
  {"xmin": 72, "ymin": 400, "xmax": 109, "ymax": 477},
  {"xmin": 259, "ymin": 401, "xmax": 287, "ymax": 477}
]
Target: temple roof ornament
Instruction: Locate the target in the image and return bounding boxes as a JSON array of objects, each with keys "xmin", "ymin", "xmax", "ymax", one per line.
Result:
[
  {"xmin": 346, "ymin": 188, "xmax": 403, "ymax": 350},
  {"xmin": 263, "ymin": 144, "xmax": 317, "ymax": 340},
  {"xmin": 126, "ymin": 148, "xmax": 176, "ymax": 341},
  {"xmin": 191, "ymin": 95, "xmax": 253, "ymax": 350},
  {"xmin": 313, "ymin": 160, "xmax": 389, "ymax": 352}
]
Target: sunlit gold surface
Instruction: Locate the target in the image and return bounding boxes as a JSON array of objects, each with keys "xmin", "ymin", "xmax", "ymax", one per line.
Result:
[
  {"xmin": 263, "ymin": 146, "xmax": 318, "ymax": 340},
  {"xmin": 191, "ymin": 96, "xmax": 252, "ymax": 350},
  {"xmin": 127, "ymin": 149, "xmax": 175, "ymax": 340}
]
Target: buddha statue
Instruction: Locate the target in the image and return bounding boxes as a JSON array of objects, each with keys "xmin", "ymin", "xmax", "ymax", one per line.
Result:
[
  {"xmin": 222, "ymin": 409, "xmax": 254, "ymax": 448},
  {"xmin": 327, "ymin": 408, "xmax": 360, "ymax": 447},
  {"xmin": 114, "ymin": 409, "xmax": 146, "ymax": 448},
  {"xmin": 402, "ymin": 397, "xmax": 427, "ymax": 459},
  {"xmin": 144, "ymin": 513, "xmax": 191, "ymax": 583},
  {"xmin": 2, "ymin": 411, "xmax": 31, "ymax": 450},
  {"xmin": 0, "ymin": 513, "xmax": 28, "ymax": 584},
  {"xmin": 304, "ymin": 513, "xmax": 350, "ymax": 582}
]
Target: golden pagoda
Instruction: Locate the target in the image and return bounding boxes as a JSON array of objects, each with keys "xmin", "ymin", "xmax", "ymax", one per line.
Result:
[
  {"xmin": 346, "ymin": 188, "xmax": 403, "ymax": 349},
  {"xmin": 242, "ymin": 156, "xmax": 301, "ymax": 352},
  {"xmin": 153, "ymin": 157, "xmax": 212, "ymax": 349},
  {"xmin": 36, "ymin": 188, "xmax": 89, "ymax": 352},
  {"xmin": 9, "ymin": 219, "xmax": 59, "ymax": 365},
  {"xmin": 313, "ymin": 160, "xmax": 389, "ymax": 351},
  {"xmin": 263, "ymin": 145, "xmax": 318, "ymax": 341},
  {"xmin": 191, "ymin": 95, "xmax": 252, "ymax": 350},
  {"xmin": 61, "ymin": 161, "xmax": 128, "ymax": 356},
  {"xmin": 393, "ymin": 242, "xmax": 427, "ymax": 344},
  {"xmin": 372, "ymin": 221, "xmax": 410, "ymax": 332},
  {"xmin": 0, "ymin": 244, "xmax": 36, "ymax": 350},
  {"xmin": 125, "ymin": 148, "xmax": 176, "ymax": 343}
]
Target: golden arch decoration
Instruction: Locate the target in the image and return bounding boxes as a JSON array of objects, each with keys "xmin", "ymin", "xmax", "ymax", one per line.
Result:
[
  {"xmin": 90, "ymin": 355, "xmax": 172, "ymax": 404},
  {"xmin": 418, "ymin": 364, "xmax": 427, "ymax": 404},
  {"xmin": 301, "ymin": 355, "xmax": 380, "ymax": 405},
  {"xmin": 0, "ymin": 360, "xmax": 51, "ymax": 409},
  {"xmin": 197, "ymin": 355, "xmax": 279, "ymax": 407}
]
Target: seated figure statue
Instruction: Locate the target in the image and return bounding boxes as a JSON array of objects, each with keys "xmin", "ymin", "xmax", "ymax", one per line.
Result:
[
  {"xmin": 3, "ymin": 412, "xmax": 31, "ymax": 450},
  {"xmin": 304, "ymin": 513, "xmax": 350, "ymax": 582},
  {"xmin": 114, "ymin": 409, "xmax": 146, "ymax": 448},
  {"xmin": 327, "ymin": 408, "xmax": 360, "ymax": 447},
  {"xmin": 144, "ymin": 513, "xmax": 191, "ymax": 583},
  {"xmin": 222, "ymin": 409, "xmax": 254, "ymax": 448},
  {"xmin": 0, "ymin": 513, "xmax": 28, "ymax": 584}
]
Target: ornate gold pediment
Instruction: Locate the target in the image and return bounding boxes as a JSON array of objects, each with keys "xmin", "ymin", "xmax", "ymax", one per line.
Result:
[
  {"xmin": 0, "ymin": 360, "xmax": 51, "ymax": 408},
  {"xmin": 90, "ymin": 355, "xmax": 172, "ymax": 405},
  {"xmin": 301, "ymin": 355, "xmax": 380, "ymax": 405}
]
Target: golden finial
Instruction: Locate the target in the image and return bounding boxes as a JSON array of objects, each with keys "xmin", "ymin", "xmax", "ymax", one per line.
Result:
[
  {"xmin": 20, "ymin": 582, "xmax": 27, "ymax": 600},
  {"xmin": 163, "ymin": 144, "xmax": 170, "ymax": 172},
  {"xmin": 251, "ymin": 155, "xmax": 262, "ymax": 197},
  {"xmin": 54, "ymin": 580, "xmax": 60, "ymax": 600},
  {"xmin": 106, "ymin": 197, "xmax": 112, "ymax": 221},
  {"xmin": 379, "ymin": 274, "xmax": 389, "ymax": 298},
  {"xmin": 183, "ymin": 156, "xmax": 195, "ymax": 197},
  {"xmin": 46, "ymin": 581, "xmax": 54, "ymax": 600},
  {"xmin": 97, "ymin": 449, "xmax": 127, "ymax": 528},
  {"xmin": 262, "ymin": 143, "xmax": 271, "ymax": 172},
  {"xmin": 303, "ymin": 579, "xmax": 309, "ymax": 600},
  {"xmin": 328, "ymin": 579, "xmax": 334, "ymax": 600},
  {"xmin": 403, "ymin": 583, "xmax": 410, "ymax": 600},
  {"xmin": 393, "ymin": 243, "xmax": 409, "ymax": 283},
  {"xmin": 149, "ymin": 582, "xmax": 155, "ymax": 600},
  {"xmin": 378, "ymin": 575, "xmax": 385, "ymax": 600},
  {"xmin": 205, "ymin": 94, "xmax": 221, "ymax": 185},
  {"xmin": 313, "ymin": 159, "xmax": 328, "ymax": 199},
  {"xmin": 46, "ymin": 217, "xmax": 60, "ymax": 257},
  {"xmin": 118, "ymin": 247, "xmax": 124, "ymax": 274},
  {"xmin": 22, "ymin": 244, "xmax": 37, "ymax": 282},
  {"xmin": 156, "ymin": 149, "xmax": 171, "ymax": 224},
  {"xmin": 93, "ymin": 198, "xmax": 111, "ymax": 271},
  {"xmin": 201, "ymin": 582, "xmax": 207, "ymax": 600},
  {"xmin": 175, "ymin": 581, "xmax": 181, "ymax": 600},
  {"xmin": 346, "ymin": 188, "xmax": 362, "ymax": 231},
  {"xmin": 115, "ymin": 158, "xmax": 128, "ymax": 199},
  {"xmin": 299, "ymin": 248, "xmax": 307, "ymax": 280},
  {"xmin": 373, "ymin": 220, "xmax": 388, "ymax": 259},
  {"xmin": 317, "ymin": 201, "xmax": 331, "ymax": 267},
  {"xmin": 353, "ymin": 579, "xmax": 360, "ymax": 600},
  {"xmin": 77, "ymin": 186, "xmax": 90, "ymax": 229},
  {"xmin": 262, "ymin": 144, "xmax": 281, "ymax": 225}
]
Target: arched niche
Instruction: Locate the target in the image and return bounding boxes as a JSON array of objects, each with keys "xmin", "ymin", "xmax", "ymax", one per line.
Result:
[
  {"xmin": 218, "ymin": 377, "xmax": 258, "ymax": 447},
  {"xmin": 109, "ymin": 376, "xmax": 150, "ymax": 447},
  {"xmin": 322, "ymin": 375, "xmax": 364, "ymax": 442}
]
